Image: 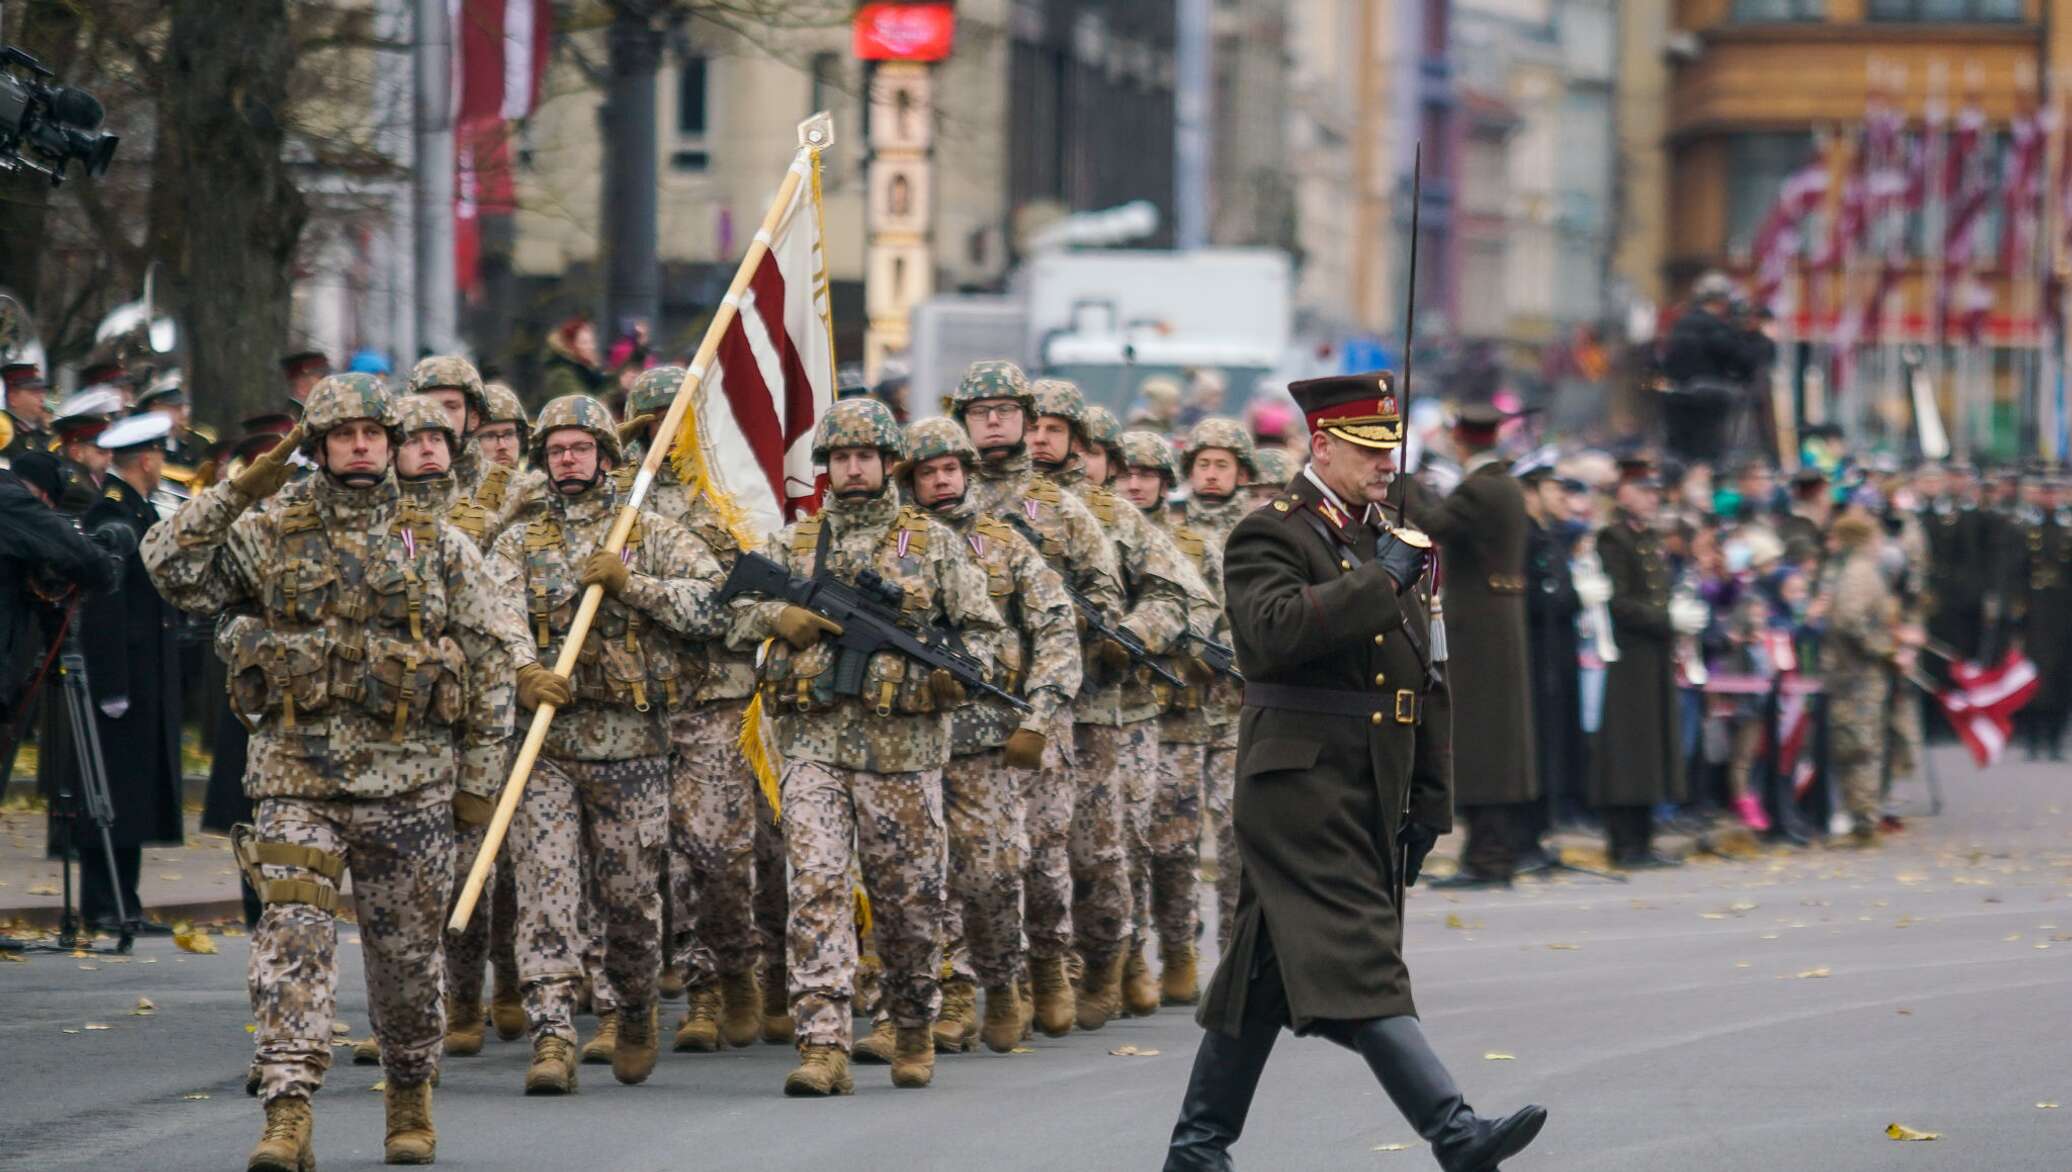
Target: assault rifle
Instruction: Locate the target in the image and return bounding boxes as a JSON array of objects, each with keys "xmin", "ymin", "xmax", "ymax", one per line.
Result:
[
  {"xmin": 718, "ymin": 550, "xmax": 1030, "ymax": 712},
  {"xmin": 1187, "ymin": 633, "xmax": 1243, "ymax": 682},
  {"xmin": 996, "ymin": 511, "xmax": 1186, "ymax": 689}
]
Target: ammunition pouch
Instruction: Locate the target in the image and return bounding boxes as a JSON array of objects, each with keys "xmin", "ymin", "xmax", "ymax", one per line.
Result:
[
  {"xmin": 227, "ymin": 626, "xmax": 334, "ymax": 732},
  {"xmin": 230, "ymin": 824, "xmax": 344, "ymax": 914}
]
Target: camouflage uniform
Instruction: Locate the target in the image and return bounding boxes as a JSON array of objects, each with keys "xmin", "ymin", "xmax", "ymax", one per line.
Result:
[
  {"xmin": 140, "ymin": 374, "xmax": 520, "ymax": 1105},
  {"xmin": 1039, "ymin": 384, "xmax": 1191, "ymax": 1012},
  {"xmin": 725, "ymin": 400, "xmax": 1007, "ymax": 1056},
  {"xmin": 1823, "ymin": 532, "xmax": 1897, "ymax": 836},
  {"xmin": 1179, "ymin": 420, "xmax": 1256, "ymax": 951},
  {"xmin": 900, "ymin": 418, "xmax": 1080, "ymax": 999},
  {"xmin": 953, "ymin": 363, "xmax": 1125, "ymax": 994},
  {"xmin": 482, "ymin": 395, "xmax": 729, "ymax": 1051}
]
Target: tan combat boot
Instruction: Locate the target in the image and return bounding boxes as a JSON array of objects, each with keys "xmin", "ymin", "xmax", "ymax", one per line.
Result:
[
  {"xmin": 1122, "ymin": 945, "xmax": 1160, "ymax": 1017},
  {"xmin": 889, "ymin": 1026, "xmax": 935, "ymax": 1089},
  {"xmin": 352, "ymin": 1035, "xmax": 381, "ymax": 1065},
  {"xmin": 783, "ymin": 1043, "xmax": 854, "ymax": 1097},
  {"xmin": 578, "ymin": 1009, "xmax": 618, "ymax": 1064},
  {"xmin": 444, "ymin": 998, "xmax": 484, "ymax": 1057},
  {"xmin": 613, "ymin": 1004, "xmax": 659, "ymax": 1085},
  {"xmin": 932, "ymin": 980, "xmax": 978, "ymax": 1053},
  {"xmin": 246, "ymin": 1095, "xmax": 314, "ymax": 1172},
  {"xmin": 245, "ymin": 1060, "xmax": 263, "ymax": 1098},
  {"xmin": 981, "ymin": 984, "xmax": 1023, "ymax": 1054},
  {"xmin": 852, "ymin": 1017, "xmax": 898, "ymax": 1064},
  {"xmin": 1016, "ymin": 975, "xmax": 1035, "ymax": 1040},
  {"xmin": 1075, "ymin": 953, "xmax": 1124, "ymax": 1031},
  {"xmin": 1029, "ymin": 955, "xmax": 1076, "ymax": 1037},
  {"xmin": 1160, "ymin": 945, "xmax": 1199, "ymax": 1006},
  {"xmin": 489, "ymin": 983, "xmax": 526, "ymax": 1042},
  {"xmin": 657, "ymin": 966, "xmax": 688, "ymax": 1000},
  {"xmin": 674, "ymin": 986, "xmax": 722, "ymax": 1052},
  {"xmin": 718, "ymin": 970, "xmax": 762, "ymax": 1048},
  {"xmin": 524, "ymin": 1035, "xmax": 578, "ymax": 1095},
  {"xmin": 382, "ymin": 1079, "xmax": 436, "ymax": 1165},
  {"xmin": 760, "ymin": 967, "xmax": 794, "ymax": 1045}
]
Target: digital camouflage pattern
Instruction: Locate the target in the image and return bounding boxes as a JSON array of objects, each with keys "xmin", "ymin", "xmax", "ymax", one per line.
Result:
[
  {"xmin": 1251, "ymin": 446, "xmax": 1298, "ymax": 487},
  {"xmin": 482, "ymin": 381, "xmax": 529, "ymax": 431},
  {"xmin": 1069, "ymin": 720, "xmax": 1152, "ymax": 965},
  {"xmin": 510, "ymin": 753, "xmax": 671, "ymax": 1045},
  {"xmin": 1029, "ymin": 378, "xmax": 1087, "ymax": 437},
  {"xmin": 726, "ymin": 490, "xmax": 1008, "ymax": 774},
  {"xmin": 781, "ymin": 760, "xmax": 946, "ymax": 1051},
  {"xmin": 1063, "ymin": 475, "xmax": 1195, "ymax": 725},
  {"xmin": 1182, "ymin": 416, "xmax": 1259, "ymax": 476},
  {"xmin": 297, "ymin": 373, "xmax": 398, "ymax": 455},
  {"xmin": 483, "ymin": 473, "xmax": 727, "ymax": 761},
  {"xmin": 142, "ymin": 471, "xmax": 520, "ymax": 800},
  {"xmin": 940, "ymin": 748, "xmax": 1025, "ymax": 990},
  {"xmin": 247, "ymin": 787, "xmax": 454, "ymax": 1102},
  {"xmin": 528, "ymin": 394, "xmax": 624, "ymax": 468},
  {"xmin": 666, "ymin": 700, "xmax": 760, "ymax": 991},
  {"xmin": 1823, "ymin": 544, "xmax": 1897, "ymax": 826},
  {"xmin": 628, "ymin": 366, "xmax": 682, "ymax": 417},
  {"xmin": 1021, "ymin": 709, "xmax": 1079, "ymax": 964},
  {"xmin": 1133, "ymin": 740, "xmax": 1204, "ymax": 954},
  {"xmin": 1081, "ymin": 404, "xmax": 1122, "ymax": 454},
  {"xmin": 1118, "ymin": 429, "xmax": 1177, "ymax": 484},
  {"xmin": 1180, "ymin": 479, "xmax": 1249, "ymax": 949},
  {"xmin": 395, "ymin": 393, "xmax": 459, "ymax": 452},
  {"xmin": 811, "ymin": 396, "xmax": 905, "ymax": 461},
  {"xmin": 405, "ymin": 354, "xmax": 488, "ymax": 420},
  {"xmin": 948, "ymin": 358, "xmax": 1034, "ymax": 415}
]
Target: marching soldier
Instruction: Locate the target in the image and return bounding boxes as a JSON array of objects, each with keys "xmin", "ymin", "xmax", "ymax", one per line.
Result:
[
  {"xmin": 1177, "ymin": 418, "xmax": 1256, "ymax": 957},
  {"xmin": 896, "ymin": 415, "xmax": 1080, "ymax": 1055},
  {"xmin": 1589, "ymin": 457, "xmax": 1686, "ymax": 868},
  {"xmin": 727, "ymin": 398, "xmax": 1007, "ymax": 1096},
  {"xmin": 2, "ymin": 361, "xmax": 53, "ymax": 463},
  {"xmin": 1033, "ymin": 379, "xmax": 1193, "ymax": 1028},
  {"xmin": 1164, "ymin": 372, "xmax": 1545, "ymax": 1171},
  {"xmin": 616, "ymin": 368, "xmax": 772, "ymax": 1053},
  {"xmin": 1115, "ymin": 425, "xmax": 1234, "ymax": 1007},
  {"xmin": 951, "ymin": 360, "xmax": 1125, "ymax": 1037},
  {"xmin": 482, "ymin": 393, "xmax": 727, "ymax": 1095},
  {"xmin": 141, "ymin": 373, "xmax": 521, "ymax": 1169},
  {"xmin": 1406, "ymin": 404, "xmax": 1538, "ymax": 888}
]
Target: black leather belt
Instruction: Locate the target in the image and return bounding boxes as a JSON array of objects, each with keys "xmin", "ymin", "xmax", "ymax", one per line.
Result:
[{"xmin": 1244, "ymin": 682, "xmax": 1420, "ymax": 724}]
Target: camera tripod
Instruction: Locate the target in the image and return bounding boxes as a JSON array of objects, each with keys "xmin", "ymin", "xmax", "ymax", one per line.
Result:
[{"xmin": 0, "ymin": 597, "xmax": 138, "ymax": 955}]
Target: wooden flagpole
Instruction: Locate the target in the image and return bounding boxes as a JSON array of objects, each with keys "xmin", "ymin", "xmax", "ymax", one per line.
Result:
[{"xmin": 450, "ymin": 112, "xmax": 836, "ymax": 932}]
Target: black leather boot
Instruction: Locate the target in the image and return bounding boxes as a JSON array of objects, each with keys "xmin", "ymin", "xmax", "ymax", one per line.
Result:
[
  {"xmin": 1163, "ymin": 1016, "xmax": 1280, "ymax": 1171},
  {"xmin": 1328, "ymin": 1016, "xmax": 1546, "ymax": 1172}
]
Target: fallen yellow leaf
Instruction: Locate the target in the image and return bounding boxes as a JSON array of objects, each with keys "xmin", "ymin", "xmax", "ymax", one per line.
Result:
[
  {"xmin": 1372, "ymin": 1143, "xmax": 1416, "ymax": 1152},
  {"xmin": 26, "ymin": 883, "xmax": 58, "ymax": 896},
  {"xmin": 2037, "ymin": 1103, "xmax": 2059, "ymax": 1110},
  {"xmin": 244, "ymin": 1023, "xmax": 258, "ymax": 1034},
  {"xmin": 1107, "ymin": 1045, "xmax": 1160, "ymax": 1057},
  {"xmin": 1793, "ymin": 967, "xmax": 1832, "ymax": 979},
  {"xmin": 182, "ymin": 1093, "xmax": 210, "ymax": 1101},
  {"xmin": 77, "ymin": 963, "xmax": 97, "ymax": 971},
  {"xmin": 1885, "ymin": 1122, "xmax": 1941, "ymax": 1141},
  {"xmin": 1008, "ymin": 1046, "xmax": 1034, "ymax": 1054},
  {"xmin": 370, "ymin": 1079, "xmax": 386, "ymax": 1092},
  {"xmin": 173, "ymin": 928, "xmax": 217, "ymax": 955},
  {"xmin": 1546, "ymin": 943, "xmax": 1580, "ymax": 951},
  {"xmin": 132, "ymin": 997, "xmax": 156, "ymax": 1016},
  {"xmin": 331, "ymin": 1022, "xmax": 351, "ymax": 1036},
  {"xmin": 1445, "ymin": 913, "xmax": 1466, "ymax": 930},
  {"xmin": 83, "ymin": 1022, "xmax": 111, "ymax": 1031},
  {"xmin": 1483, "ymin": 1052, "xmax": 1516, "ymax": 1061}
]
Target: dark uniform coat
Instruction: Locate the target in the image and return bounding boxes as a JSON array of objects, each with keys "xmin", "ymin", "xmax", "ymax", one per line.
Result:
[
  {"xmin": 1, "ymin": 411, "xmax": 51, "ymax": 463},
  {"xmin": 1199, "ymin": 472, "xmax": 1452, "ymax": 1037},
  {"xmin": 2016, "ymin": 509, "xmax": 2072, "ymax": 720},
  {"xmin": 1587, "ymin": 512, "xmax": 1686, "ymax": 807},
  {"xmin": 1409, "ymin": 460, "xmax": 1536, "ymax": 805},
  {"xmin": 1919, "ymin": 499, "xmax": 1994, "ymax": 666},
  {"xmin": 41, "ymin": 474, "xmax": 184, "ymax": 850},
  {"xmin": 1524, "ymin": 516, "xmax": 1584, "ymax": 814}
]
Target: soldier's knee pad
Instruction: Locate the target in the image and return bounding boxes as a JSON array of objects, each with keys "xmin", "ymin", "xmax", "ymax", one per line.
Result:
[{"xmin": 232, "ymin": 825, "xmax": 345, "ymax": 913}]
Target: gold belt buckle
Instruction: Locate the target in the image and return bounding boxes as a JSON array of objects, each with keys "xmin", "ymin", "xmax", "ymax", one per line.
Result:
[{"xmin": 1393, "ymin": 689, "xmax": 1417, "ymax": 724}]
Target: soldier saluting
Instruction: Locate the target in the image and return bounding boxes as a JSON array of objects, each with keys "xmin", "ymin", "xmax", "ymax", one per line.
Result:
[{"xmin": 1164, "ymin": 372, "xmax": 1546, "ymax": 1172}]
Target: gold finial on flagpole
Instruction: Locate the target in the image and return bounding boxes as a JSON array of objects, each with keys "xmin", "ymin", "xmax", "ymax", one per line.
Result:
[{"xmin": 799, "ymin": 111, "xmax": 835, "ymax": 151}]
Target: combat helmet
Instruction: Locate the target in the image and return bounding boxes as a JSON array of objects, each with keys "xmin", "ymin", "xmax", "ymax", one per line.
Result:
[
  {"xmin": 628, "ymin": 366, "xmax": 685, "ymax": 418},
  {"xmin": 1029, "ymin": 378, "xmax": 1086, "ymax": 438},
  {"xmin": 812, "ymin": 397, "xmax": 905, "ymax": 463},
  {"xmin": 896, "ymin": 416, "xmax": 979, "ymax": 488},
  {"xmin": 529, "ymin": 394, "xmax": 623, "ymax": 469},
  {"xmin": 405, "ymin": 355, "xmax": 488, "ymax": 427},
  {"xmin": 395, "ymin": 393, "xmax": 459, "ymax": 453},
  {"xmin": 1081, "ymin": 404, "xmax": 1123, "ymax": 457},
  {"xmin": 1183, "ymin": 416, "xmax": 1259, "ymax": 477},
  {"xmin": 948, "ymin": 359, "xmax": 1034, "ymax": 420},
  {"xmin": 299, "ymin": 372, "xmax": 397, "ymax": 457},
  {"xmin": 1118, "ymin": 429, "xmax": 1179, "ymax": 485},
  {"xmin": 1252, "ymin": 446, "xmax": 1297, "ymax": 487},
  {"xmin": 480, "ymin": 382, "xmax": 530, "ymax": 445}
]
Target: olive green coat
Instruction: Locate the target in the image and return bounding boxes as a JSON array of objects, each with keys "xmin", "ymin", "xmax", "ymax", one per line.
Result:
[{"xmin": 1587, "ymin": 514, "xmax": 1686, "ymax": 807}]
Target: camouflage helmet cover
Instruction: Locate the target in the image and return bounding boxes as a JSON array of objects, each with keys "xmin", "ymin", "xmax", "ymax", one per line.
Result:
[
  {"xmin": 394, "ymin": 393, "xmax": 459, "ymax": 449},
  {"xmin": 948, "ymin": 359, "xmax": 1034, "ymax": 417},
  {"xmin": 1183, "ymin": 416, "xmax": 1259, "ymax": 476},
  {"xmin": 812, "ymin": 396, "xmax": 905, "ymax": 462},
  {"xmin": 529, "ymin": 394, "xmax": 624, "ymax": 468},
  {"xmin": 405, "ymin": 354, "xmax": 488, "ymax": 422},
  {"xmin": 1118, "ymin": 429, "xmax": 1179, "ymax": 483},
  {"xmin": 1251, "ymin": 445, "xmax": 1298, "ymax": 486},
  {"xmin": 1029, "ymin": 378, "xmax": 1086, "ymax": 434},
  {"xmin": 480, "ymin": 382, "xmax": 529, "ymax": 429},
  {"xmin": 299, "ymin": 373, "xmax": 397, "ymax": 455},
  {"xmin": 628, "ymin": 366, "xmax": 685, "ymax": 417},
  {"xmin": 895, "ymin": 416, "xmax": 978, "ymax": 484},
  {"xmin": 1081, "ymin": 403, "xmax": 1123, "ymax": 451}
]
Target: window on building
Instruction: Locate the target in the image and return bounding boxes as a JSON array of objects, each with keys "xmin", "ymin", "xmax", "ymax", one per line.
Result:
[
  {"xmin": 1731, "ymin": 0, "xmax": 1825, "ymax": 19},
  {"xmin": 1866, "ymin": 0, "xmax": 2021, "ymax": 19},
  {"xmin": 672, "ymin": 55, "xmax": 710, "ymax": 173},
  {"xmin": 1726, "ymin": 133, "xmax": 1816, "ymax": 257}
]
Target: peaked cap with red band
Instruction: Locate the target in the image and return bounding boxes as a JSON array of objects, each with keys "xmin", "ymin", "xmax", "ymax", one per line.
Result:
[{"xmin": 1288, "ymin": 370, "xmax": 1403, "ymax": 450}]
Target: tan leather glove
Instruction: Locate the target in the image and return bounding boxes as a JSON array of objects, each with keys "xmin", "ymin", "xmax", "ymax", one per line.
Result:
[
  {"xmin": 775, "ymin": 605, "xmax": 843, "ymax": 650},
  {"xmin": 578, "ymin": 550, "xmax": 631, "ymax": 596},
  {"xmin": 230, "ymin": 425, "xmax": 304, "ymax": 501},
  {"xmin": 1002, "ymin": 727, "xmax": 1047, "ymax": 770},
  {"xmin": 1182, "ymin": 657, "xmax": 1216, "ymax": 688},
  {"xmin": 516, "ymin": 663, "xmax": 574, "ymax": 710},
  {"xmin": 453, "ymin": 792, "xmax": 496, "ymax": 828},
  {"xmin": 617, "ymin": 413, "xmax": 657, "ymax": 445},
  {"xmin": 1094, "ymin": 639, "xmax": 1132, "ymax": 673},
  {"xmin": 929, "ymin": 668, "xmax": 965, "ymax": 707}
]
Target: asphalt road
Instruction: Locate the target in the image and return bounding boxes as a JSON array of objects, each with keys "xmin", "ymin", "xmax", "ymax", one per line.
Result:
[{"xmin": 2, "ymin": 745, "xmax": 2067, "ymax": 1171}]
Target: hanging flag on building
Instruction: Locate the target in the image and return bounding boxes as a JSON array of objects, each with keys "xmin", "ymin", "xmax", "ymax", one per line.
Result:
[{"xmin": 453, "ymin": 0, "xmax": 553, "ymax": 299}]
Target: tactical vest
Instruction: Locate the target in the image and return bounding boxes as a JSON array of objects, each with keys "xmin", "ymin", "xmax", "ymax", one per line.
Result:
[
  {"xmin": 520, "ymin": 509, "xmax": 690, "ymax": 712},
  {"xmin": 227, "ymin": 498, "xmax": 467, "ymax": 743},
  {"xmin": 758, "ymin": 507, "xmax": 948, "ymax": 717},
  {"xmin": 1160, "ymin": 521, "xmax": 1212, "ymax": 714},
  {"xmin": 965, "ymin": 515, "xmax": 1026, "ymax": 693}
]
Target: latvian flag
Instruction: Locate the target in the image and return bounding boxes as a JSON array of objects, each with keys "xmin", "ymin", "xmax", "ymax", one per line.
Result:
[
  {"xmin": 673, "ymin": 154, "xmax": 839, "ymax": 539},
  {"xmin": 1938, "ymin": 649, "xmax": 2041, "ymax": 768}
]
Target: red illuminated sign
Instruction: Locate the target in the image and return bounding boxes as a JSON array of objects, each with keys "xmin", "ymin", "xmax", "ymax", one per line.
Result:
[{"xmin": 853, "ymin": 3, "xmax": 956, "ymax": 62}]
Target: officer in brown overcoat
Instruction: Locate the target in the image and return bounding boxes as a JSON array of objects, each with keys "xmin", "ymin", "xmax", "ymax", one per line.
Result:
[
  {"xmin": 1408, "ymin": 404, "xmax": 1538, "ymax": 887},
  {"xmin": 1164, "ymin": 373, "xmax": 1546, "ymax": 1172}
]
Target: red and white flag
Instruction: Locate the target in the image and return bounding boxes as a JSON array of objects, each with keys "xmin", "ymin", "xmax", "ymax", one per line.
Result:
[
  {"xmin": 1938, "ymin": 649, "xmax": 2041, "ymax": 767},
  {"xmin": 675, "ymin": 154, "xmax": 838, "ymax": 537},
  {"xmin": 454, "ymin": 0, "xmax": 552, "ymax": 298}
]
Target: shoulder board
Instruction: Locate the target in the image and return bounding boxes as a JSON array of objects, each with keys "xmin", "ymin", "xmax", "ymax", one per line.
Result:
[
  {"xmin": 1027, "ymin": 478, "xmax": 1062, "ymax": 505},
  {"xmin": 790, "ymin": 515, "xmax": 824, "ymax": 560},
  {"xmin": 1171, "ymin": 524, "xmax": 1207, "ymax": 559},
  {"xmin": 103, "ymin": 484, "xmax": 125, "ymax": 503},
  {"xmin": 895, "ymin": 506, "xmax": 932, "ymax": 554},
  {"xmin": 475, "ymin": 463, "xmax": 512, "ymax": 510},
  {"xmin": 277, "ymin": 500, "xmax": 322, "ymax": 534},
  {"xmin": 523, "ymin": 514, "xmax": 563, "ymax": 552},
  {"xmin": 1269, "ymin": 496, "xmax": 1298, "ymax": 518}
]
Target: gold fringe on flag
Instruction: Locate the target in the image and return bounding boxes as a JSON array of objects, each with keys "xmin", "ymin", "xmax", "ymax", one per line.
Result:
[{"xmin": 737, "ymin": 688, "xmax": 783, "ymax": 821}]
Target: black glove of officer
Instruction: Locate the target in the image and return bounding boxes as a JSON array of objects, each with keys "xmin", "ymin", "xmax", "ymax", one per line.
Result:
[
  {"xmin": 1374, "ymin": 529, "xmax": 1430, "ymax": 595},
  {"xmin": 1398, "ymin": 821, "xmax": 1439, "ymax": 887},
  {"xmin": 88, "ymin": 518, "xmax": 137, "ymax": 562}
]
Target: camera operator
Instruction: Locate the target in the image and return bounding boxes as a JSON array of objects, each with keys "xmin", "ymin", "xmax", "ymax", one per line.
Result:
[
  {"xmin": 0, "ymin": 452, "xmax": 122, "ymax": 784},
  {"xmin": 1660, "ymin": 274, "xmax": 1776, "ymax": 465}
]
